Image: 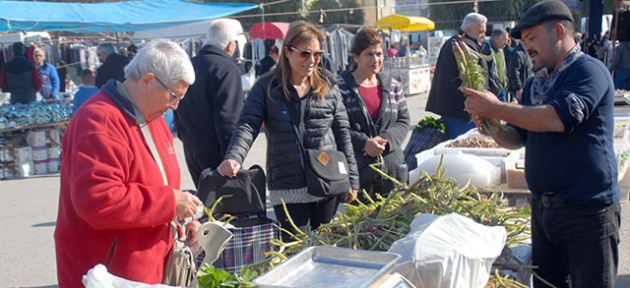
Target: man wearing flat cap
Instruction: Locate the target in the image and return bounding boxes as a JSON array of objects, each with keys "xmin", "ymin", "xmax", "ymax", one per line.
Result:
[{"xmin": 462, "ymin": 1, "xmax": 620, "ymax": 287}]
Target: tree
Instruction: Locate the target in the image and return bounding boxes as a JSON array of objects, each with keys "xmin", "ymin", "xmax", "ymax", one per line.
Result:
[{"xmin": 308, "ymin": 0, "xmax": 364, "ymax": 25}]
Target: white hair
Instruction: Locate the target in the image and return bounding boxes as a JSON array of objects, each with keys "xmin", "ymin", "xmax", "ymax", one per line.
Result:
[
  {"xmin": 124, "ymin": 39, "xmax": 195, "ymax": 86},
  {"xmin": 461, "ymin": 13, "xmax": 487, "ymax": 31},
  {"xmin": 204, "ymin": 18, "xmax": 239, "ymax": 49}
]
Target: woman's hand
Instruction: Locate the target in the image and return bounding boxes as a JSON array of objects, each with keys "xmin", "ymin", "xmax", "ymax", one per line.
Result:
[
  {"xmin": 363, "ymin": 137, "xmax": 387, "ymax": 157},
  {"xmin": 217, "ymin": 159, "xmax": 241, "ymax": 178},
  {"xmin": 344, "ymin": 189, "xmax": 358, "ymax": 203},
  {"xmin": 173, "ymin": 190, "xmax": 201, "ymax": 223}
]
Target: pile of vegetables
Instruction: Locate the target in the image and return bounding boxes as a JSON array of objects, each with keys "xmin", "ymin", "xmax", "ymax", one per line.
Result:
[{"xmin": 197, "ymin": 161, "xmax": 538, "ymax": 287}]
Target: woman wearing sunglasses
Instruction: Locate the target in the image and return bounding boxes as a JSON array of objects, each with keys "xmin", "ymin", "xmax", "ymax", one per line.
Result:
[
  {"xmin": 337, "ymin": 28, "xmax": 410, "ymax": 202},
  {"xmin": 217, "ymin": 21, "xmax": 359, "ymax": 240}
]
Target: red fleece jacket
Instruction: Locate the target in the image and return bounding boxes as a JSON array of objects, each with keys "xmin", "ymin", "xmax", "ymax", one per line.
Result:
[{"xmin": 54, "ymin": 91, "xmax": 180, "ymax": 287}]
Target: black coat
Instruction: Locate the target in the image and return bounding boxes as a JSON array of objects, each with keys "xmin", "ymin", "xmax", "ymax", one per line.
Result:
[
  {"xmin": 426, "ymin": 32, "xmax": 488, "ymax": 120},
  {"xmin": 95, "ymin": 53, "xmax": 129, "ymax": 88},
  {"xmin": 174, "ymin": 44, "xmax": 244, "ymax": 171},
  {"xmin": 507, "ymin": 43, "xmax": 533, "ymax": 94},
  {"xmin": 337, "ymin": 70, "xmax": 410, "ymax": 194},
  {"xmin": 224, "ymin": 71, "xmax": 359, "ymax": 191}
]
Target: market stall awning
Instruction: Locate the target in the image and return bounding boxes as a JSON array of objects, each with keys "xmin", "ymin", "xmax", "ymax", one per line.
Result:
[
  {"xmin": 375, "ymin": 14, "xmax": 435, "ymax": 32},
  {"xmin": 0, "ymin": 0, "xmax": 258, "ymax": 33},
  {"xmin": 249, "ymin": 22, "xmax": 290, "ymax": 40}
]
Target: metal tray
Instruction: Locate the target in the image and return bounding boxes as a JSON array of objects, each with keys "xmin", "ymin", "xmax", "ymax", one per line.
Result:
[{"xmin": 252, "ymin": 246, "xmax": 400, "ymax": 288}]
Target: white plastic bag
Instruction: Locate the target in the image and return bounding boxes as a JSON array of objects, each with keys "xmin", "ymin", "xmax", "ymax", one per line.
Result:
[
  {"xmin": 241, "ymin": 66, "xmax": 256, "ymax": 92},
  {"xmin": 388, "ymin": 213, "xmax": 507, "ymax": 288},
  {"xmin": 82, "ymin": 264, "xmax": 182, "ymax": 288}
]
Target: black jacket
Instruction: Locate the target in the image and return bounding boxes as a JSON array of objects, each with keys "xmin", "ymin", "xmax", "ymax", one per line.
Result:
[
  {"xmin": 174, "ymin": 44, "xmax": 244, "ymax": 170},
  {"xmin": 507, "ymin": 43, "xmax": 533, "ymax": 94},
  {"xmin": 223, "ymin": 71, "xmax": 359, "ymax": 191},
  {"xmin": 426, "ymin": 32, "xmax": 488, "ymax": 120},
  {"xmin": 95, "ymin": 53, "xmax": 129, "ymax": 88},
  {"xmin": 337, "ymin": 70, "xmax": 410, "ymax": 193}
]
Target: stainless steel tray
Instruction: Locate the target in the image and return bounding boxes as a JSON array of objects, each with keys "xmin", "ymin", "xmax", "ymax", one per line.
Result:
[{"xmin": 252, "ymin": 246, "xmax": 400, "ymax": 288}]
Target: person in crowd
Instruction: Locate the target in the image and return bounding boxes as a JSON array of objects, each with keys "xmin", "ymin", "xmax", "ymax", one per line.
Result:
[
  {"xmin": 396, "ymin": 38, "xmax": 409, "ymax": 57},
  {"xmin": 482, "ymin": 28, "xmax": 509, "ymax": 102},
  {"xmin": 56, "ymin": 60, "xmax": 68, "ymax": 93},
  {"xmin": 33, "ymin": 47, "xmax": 60, "ymax": 100},
  {"xmin": 217, "ymin": 21, "xmax": 359, "ymax": 241},
  {"xmin": 174, "ymin": 18, "xmax": 244, "ymax": 187},
  {"xmin": 0, "ymin": 42, "xmax": 42, "ymax": 104},
  {"xmin": 95, "ymin": 43, "xmax": 130, "ymax": 88},
  {"xmin": 425, "ymin": 12, "xmax": 488, "ymax": 139},
  {"xmin": 574, "ymin": 31, "xmax": 583, "ymax": 47},
  {"xmin": 463, "ymin": 1, "xmax": 621, "ymax": 287},
  {"xmin": 507, "ymin": 40, "xmax": 533, "ymax": 102},
  {"xmin": 258, "ymin": 45, "xmax": 279, "ymax": 76},
  {"xmin": 387, "ymin": 42, "xmax": 398, "ymax": 58},
  {"xmin": 54, "ymin": 39, "xmax": 201, "ymax": 287},
  {"xmin": 609, "ymin": 40, "xmax": 630, "ymax": 90},
  {"xmin": 72, "ymin": 69, "xmax": 99, "ymax": 115},
  {"xmin": 336, "ymin": 28, "xmax": 410, "ymax": 201},
  {"xmin": 599, "ymin": 31, "xmax": 613, "ymax": 67}
]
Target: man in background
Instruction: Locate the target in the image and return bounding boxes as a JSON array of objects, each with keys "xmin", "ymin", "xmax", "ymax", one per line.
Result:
[
  {"xmin": 95, "ymin": 43, "xmax": 129, "ymax": 88},
  {"xmin": 0, "ymin": 42, "xmax": 42, "ymax": 104},
  {"xmin": 482, "ymin": 28, "xmax": 509, "ymax": 102},
  {"xmin": 508, "ymin": 40, "xmax": 533, "ymax": 102},
  {"xmin": 425, "ymin": 13, "xmax": 488, "ymax": 139},
  {"xmin": 174, "ymin": 18, "xmax": 244, "ymax": 187},
  {"xmin": 34, "ymin": 47, "xmax": 60, "ymax": 100},
  {"xmin": 72, "ymin": 69, "xmax": 99, "ymax": 115}
]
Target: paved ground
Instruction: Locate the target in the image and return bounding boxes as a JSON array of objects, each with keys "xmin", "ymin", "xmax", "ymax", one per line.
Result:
[{"xmin": 1, "ymin": 93, "xmax": 630, "ymax": 287}]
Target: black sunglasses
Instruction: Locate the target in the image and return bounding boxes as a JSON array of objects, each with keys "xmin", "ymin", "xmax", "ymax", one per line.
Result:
[{"xmin": 289, "ymin": 46, "xmax": 325, "ymax": 60}]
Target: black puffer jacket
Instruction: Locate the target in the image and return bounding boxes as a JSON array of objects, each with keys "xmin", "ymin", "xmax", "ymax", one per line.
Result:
[
  {"xmin": 337, "ymin": 70, "xmax": 410, "ymax": 194},
  {"xmin": 224, "ymin": 70, "xmax": 359, "ymax": 191}
]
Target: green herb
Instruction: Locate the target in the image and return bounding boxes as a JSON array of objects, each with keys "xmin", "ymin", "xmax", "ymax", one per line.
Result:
[
  {"xmin": 415, "ymin": 116, "xmax": 446, "ymax": 133},
  {"xmin": 197, "ymin": 264, "xmax": 258, "ymax": 288}
]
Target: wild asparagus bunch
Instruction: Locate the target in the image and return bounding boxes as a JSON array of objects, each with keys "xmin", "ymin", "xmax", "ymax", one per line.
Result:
[{"xmin": 452, "ymin": 36, "xmax": 506, "ymax": 134}]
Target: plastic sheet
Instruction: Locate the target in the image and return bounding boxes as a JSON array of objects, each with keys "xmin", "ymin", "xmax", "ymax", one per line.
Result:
[
  {"xmin": 82, "ymin": 264, "xmax": 182, "ymax": 288},
  {"xmin": 388, "ymin": 213, "xmax": 507, "ymax": 288}
]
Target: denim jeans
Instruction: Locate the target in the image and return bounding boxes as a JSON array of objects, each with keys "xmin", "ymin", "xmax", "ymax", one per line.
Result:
[
  {"xmin": 530, "ymin": 198, "xmax": 621, "ymax": 288},
  {"xmin": 442, "ymin": 117, "xmax": 476, "ymax": 140}
]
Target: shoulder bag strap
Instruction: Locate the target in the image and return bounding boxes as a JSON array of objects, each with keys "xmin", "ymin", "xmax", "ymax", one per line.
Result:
[
  {"xmin": 116, "ymin": 81, "xmax": 168, "ymax": 185},
  {"xmin": 283, "ymin": 96, "xmax": 309, "ymax": 170}
]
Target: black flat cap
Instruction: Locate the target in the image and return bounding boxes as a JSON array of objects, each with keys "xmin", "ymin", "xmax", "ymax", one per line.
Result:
[{"xmin": 511, "ymin": 0, "xmax": 573, "ymax": 39}]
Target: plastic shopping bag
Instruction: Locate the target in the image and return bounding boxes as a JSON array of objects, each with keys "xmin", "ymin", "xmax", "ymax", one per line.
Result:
[{"xmin": 83, "ymin": 264, "xmax": 182, "ymax": 288}]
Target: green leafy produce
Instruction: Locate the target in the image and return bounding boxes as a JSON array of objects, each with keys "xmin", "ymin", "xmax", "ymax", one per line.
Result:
[
  {"xmin": 415, "ymin": 116, "xmax": 446, "ymax": 134},
  {"xmin": 197, "ymin": 264, "xmax": 258, "ymax": 288}
]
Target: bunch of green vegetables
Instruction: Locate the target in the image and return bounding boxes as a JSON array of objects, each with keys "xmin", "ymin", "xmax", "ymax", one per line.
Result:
[
  {"xmin": 415, "ymin": 116, "xmax": 446, "ymax": 134},
  {"xmin": 452, "ymin": 35, "xmax": 506, "ymax": 134}
]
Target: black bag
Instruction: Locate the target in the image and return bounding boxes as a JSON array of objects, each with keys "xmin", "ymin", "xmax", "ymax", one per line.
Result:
[
  {"xmin": 304, "ymin": 148, "xmax": 351, "ymax": 197},
  {"xmin": 197, "ymin": 165, "xmax": 266, "ymax": 217}
]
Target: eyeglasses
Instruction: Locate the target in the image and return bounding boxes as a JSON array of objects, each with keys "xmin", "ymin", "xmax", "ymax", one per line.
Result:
[
  {"xmin": 289, "ymin": 46, "xmax": 324, "ymax": 60},
  {"xmin": 154, "ymin": 75, "xmax": 185, "ymax": 104}
]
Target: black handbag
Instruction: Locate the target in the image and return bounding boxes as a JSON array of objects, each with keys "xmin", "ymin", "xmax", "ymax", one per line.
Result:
[{"xmin": 285, "ymin": 97, "xmax": 351, "ymax": 197}]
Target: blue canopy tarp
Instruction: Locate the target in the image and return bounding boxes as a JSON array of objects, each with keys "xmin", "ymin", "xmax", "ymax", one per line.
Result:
[{"xmin": 0, "ymin": 0, "xmax": 258, "ymax": 33}]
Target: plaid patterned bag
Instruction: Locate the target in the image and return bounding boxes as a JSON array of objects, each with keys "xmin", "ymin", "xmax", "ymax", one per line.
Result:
[
  {"xmin": 213, "ymin": 214, "xmax": 281, "ymax": 273},
  {"xmin": 403, "ymin": 127, "xmax": 449, "ymax": 171}
]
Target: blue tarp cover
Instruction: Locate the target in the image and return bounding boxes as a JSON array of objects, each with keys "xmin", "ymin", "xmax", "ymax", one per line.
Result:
[{"xmin": 0, "ymin": 0, "xmax": 258, "ymax": 32}]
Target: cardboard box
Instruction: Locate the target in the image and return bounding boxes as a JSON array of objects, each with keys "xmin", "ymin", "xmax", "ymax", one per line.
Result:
[
  {"xmin": 32, "ymin": 146, "xmax": 48, "ymax": 161},
  {"xmin": 26, "ymin": 130, "xmax": 46, "ymax": 147},
  {"xmin": 13, "ymin": 146, "xmax": 32, "ymax": 163}
]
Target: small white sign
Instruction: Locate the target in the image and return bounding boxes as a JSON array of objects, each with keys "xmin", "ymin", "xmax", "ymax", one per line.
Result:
[{"xmin": 338, "ymin": 162, "xmax": 348, "ymax": 174}]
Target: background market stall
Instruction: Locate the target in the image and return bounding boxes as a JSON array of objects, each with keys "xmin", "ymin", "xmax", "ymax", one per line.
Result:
[{"xmin": 375, "ymin": 14, "xmax": 434, "ymax": 96}]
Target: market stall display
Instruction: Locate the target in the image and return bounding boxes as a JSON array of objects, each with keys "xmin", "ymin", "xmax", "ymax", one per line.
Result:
[{"xmin": 375, "ymin": 14, "xmax": 434, "ymax": 96}]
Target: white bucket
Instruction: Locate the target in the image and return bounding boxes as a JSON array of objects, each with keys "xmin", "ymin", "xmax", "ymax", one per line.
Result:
[
  {"xmin": 32, "ymin": 146, "xmax": 48, "ymax": 161},
  {"xmin": 47, "ymin": 159, "xmax": 59, "ymax": 173},
  {"xmin": 47, "ymin": 145, "xmax": 60, "ymax": 159},
  {"xmin": 34, "ymin": 160, "xmax": 48, "ymax": 175}
]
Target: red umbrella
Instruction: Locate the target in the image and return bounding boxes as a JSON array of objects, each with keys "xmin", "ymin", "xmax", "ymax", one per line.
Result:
[{"xmin": 249, "ymin": 22, "xmax": 290, "ymax": 40}]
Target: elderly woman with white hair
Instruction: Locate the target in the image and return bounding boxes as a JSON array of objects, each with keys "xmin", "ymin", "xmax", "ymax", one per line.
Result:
[{"xmin": 54, "ymin": 39, "xmax": 201, "ymax": 287}]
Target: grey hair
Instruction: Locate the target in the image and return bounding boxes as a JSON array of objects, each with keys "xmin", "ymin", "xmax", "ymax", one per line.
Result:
[
  {"xmin": 124, "ymin": 39, "xmax": 195, "ymax": 86},
  {"xmin": 491, "ymin": 28, "xmax": 508, "ymax": 40},
  {"xmin": 461, "ymin": 13, "xmax": 487, "ymax": 31},
  {"xmin": 204, "ymin": 18, "xmax": 239, "ymax": 49},
  {"xmin": 97, "ymin": 43, "xmax": 116, "ymax": 54},
  {"xmin": 33, "ymin": 47, "xmax": 44, "ymax": 55}
]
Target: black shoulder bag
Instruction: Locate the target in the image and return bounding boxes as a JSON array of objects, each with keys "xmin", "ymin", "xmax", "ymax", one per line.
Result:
[{"xmin": 284, "ymin": 96, "xmax": 351, "ymax": 197}]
